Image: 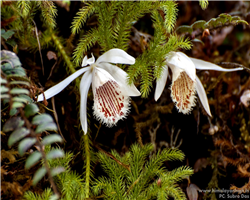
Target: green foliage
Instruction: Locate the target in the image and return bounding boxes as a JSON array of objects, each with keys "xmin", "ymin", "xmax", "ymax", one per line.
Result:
[
  {"xmin": 71, "ymin": 1, "xmax": 191, "ymax": 97},
  {"xmin": 1, "ymin": 51, "xmax": 64, "ymax": 192},
  {"xmin": 1, "ymin": 1, "xmax": 46, "ymax": 51},
  {"xmin": 93, "ymin": 143, "xmax": 193, "ymax": 200},
  {"xmin": 199, "ymin": 0, "xmax": 209, "ymax": 10},
  {"xmin": 23, "ymin": 148, "xmax": 87, "ymax": 200},
  {"xmin": 23, "ymin": 188, "xmax": 54, "ymax": 200},
  {"xmin": 72, "ymin": 1, "xmax": 179, "ymax": 65},
  {"xmin": 176, "ymin": 13, "xmax": 249, "ymax": 35}
]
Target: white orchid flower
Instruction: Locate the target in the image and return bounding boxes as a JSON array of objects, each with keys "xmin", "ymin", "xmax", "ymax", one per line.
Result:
[
  {"xmin": 37, "ymin": 48, "xmax": 141, "ymax": 134},
  {"xmin": 155, "ymin": 51, "xmax": 243, "ymax": 116}
]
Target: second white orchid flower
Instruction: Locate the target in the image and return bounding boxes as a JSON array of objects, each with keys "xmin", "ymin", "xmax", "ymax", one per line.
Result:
[
  {"xmin": 37, "ymin": 48, "xmax": 141, "ymax": 134},
  {"xmin": 155, "ymin": 51, "xmax": 243, "ymax": 116}
]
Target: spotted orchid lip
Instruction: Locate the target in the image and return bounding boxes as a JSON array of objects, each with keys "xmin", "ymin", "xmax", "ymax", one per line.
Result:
[
  {"xmin": 37, "ymin": 49, "xmax": 141, "ymax": 134},
  {"xmin": 155, "ymin": 51, "xmax": 243, "ymax": 117},
  {"xmin": 171, "ymin": 71, "xmax": 196, "ymax": 114}
]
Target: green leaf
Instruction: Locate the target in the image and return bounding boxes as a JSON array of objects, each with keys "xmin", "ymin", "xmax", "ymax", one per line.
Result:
[
  {"xmin": 192, "ymin": 38, "xmax": 204, "ymax": 45},
  {"xmin": 199, "ymin": 0, "xmax": 208, "ymax": 10},
  {"xmin": 19, "ymin": 94, "xmax": 33, "ymax": 103},
  {"xmin": 234, "ymin": 20, "xmax": 249, "ymax": 25},
  {"xmin": 10, "ymin": 80, "xmax": 30, "ymax": 86},
  {"xmin": 46, "ymin": 149, "xmax": 64, "ymax": 160},
  {"xmin": 12, "ymin": 96, "xmax": 29, "ymax": 103},
  {"xmin": 51, "ymin": 167, "xmax": 65, "ymax": 176},
  {"xmin": 24, "ymin": 103, "xmax": 39, "ymax": 118},
  {"xmin": 32, "ymin": 114, "xmax": 54, "ymax": 125},
  {"xmin": 204, "ymin": 18, "xmax": 216, "ymax": 28},
  {"xmin": 191, "ymin": 20, "xmax": 206, "ymax": 30},
  {"xmin": 10, "ymin": 88, "xmax": 29, "ymax": 95},
  {"xmin": 0, "ymin": 78, "xmax": 7, "ymax": 84},
  {"xmin": 12, "ymin": 101, "xmax": 25, "ymax": 109},
  {"xmin": 1, "ymin": 85, "xmax": 9, "ymax": 93},
  {"xmin": 231, "ymin": 16, "xmax": 241, "ymax": 21},
  {"xmin": 32, "ymin": 167, "xmax": 47, "ymax": 185},
  {"xmin": 35, "ymin": 122, "xmax": 57, "ymax": 133},
  {"xmin": 1, "ymin": 29, "xmax": 5, "ymax": 35},
  {"xmin": 25, "ymin": 151, "xmax": 42, "ymax": 169},
  {"xmin": 0, "ymin": 50, "xmax": 22, "ymax": 68},
  {"xmin": 175, "ymin": 25, "xmax": 193, "ymax": 34},
  {"xmin": 8, "ymin": 127, "xmax": 30, "ymax": 147},
  {"xmin": 6, "ymin": 39, "xmax": 17, "ymax": 48},
  {"xmin": 1, "ymin": 30, "xmax": 15, "ymax": 40},
  {"xmin": 3, "ymin": 117, "xmax": 24, "ymax": 132},
  {"xmin": 18, "ymin": 138, "xmax": 36, "ymax": 156},
  {"xmin": 9, "ymin": 108, "xmax": 18, "ymax": 116},
  {"xmin": 42, "ymin": 134, "xmax": 63, "ymax": 146},
  {"xmin": 219, "ymin": 13, "xmax": 232, "ymax": 21},
  {"xmin": 1, "ymin": 94, "xmax": 10, "ymax": 99}
]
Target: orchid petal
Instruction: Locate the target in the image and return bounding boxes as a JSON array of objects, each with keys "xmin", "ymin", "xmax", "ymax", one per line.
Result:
[
  {"xmin": 96, "ymin": 48, "xmax": 135, "ymax": 65},
  {"xmin": 80, "ymin": 70, "xmax": 92, "ymax": 134},
  {"xmin": 92, "ymin": 67, "xmax": 130, "ymax": 127},
  {"xmin": 190, "ymin": 58, "xmax": 243, "ymax": 72},
  {"xmin": 82, "ymin": 54, "xmax": 95, "ymax": 67},
  {"xmin": 167, "ymin": 52, "xmax": 196, "ymax": 81},
  {"xmin": 97, "ymin": 63, "xmax": 140, "ymax": 96},
  {"xmin": 154, "ymin": 66, "xmax": 169, "ymax": 101},
  {"xmin": 196, "ymin": 75, "xmax": 212, "ymax": 117},
  {"xmin": 37, "ymin": 67, "xmax": 90, "ymax": 102}
]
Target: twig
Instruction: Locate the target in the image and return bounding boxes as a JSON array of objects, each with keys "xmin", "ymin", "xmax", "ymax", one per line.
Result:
[
  {"xmin": 32, "ymin": 20, "xmax": 44, "ymax": 76},
  {"xmin": 51, "ymin": 97, "xmax": 65, "ymax": 141}
]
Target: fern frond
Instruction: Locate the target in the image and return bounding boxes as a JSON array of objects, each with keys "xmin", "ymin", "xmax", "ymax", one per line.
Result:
[
  {"xmin": 17, "ymin": 0, "xmax": 31, "ymax": 18},
  {"xmin": 113, "ymin": 1, "xmax": 134, "ymax": 50},
  {"xmin": 23, "ymin": 188, "xmax": 53, "ymax": 200},
  {"xmin": 163, "ymin": 166, "xmax": 193, "ymax": 183},
  {"xmin": 140, "ymin": 66, "xmax": 153, "ymax": 98},
  {"xmin": 199, "ymin": 0, "xmax": 209, "ymax": 10},
  {"xmin": 165, "ymin": 34, "xmax": 192, "ymax": 52},
  {"xmin": 160, "ymin": 1, "xmax": 178, "ymax": 33},
  {"xmin": 71, "ymin": 2, "xmax": 95, "ymax": 34},
  {"xmin": 165, "ymin": 184, "xmax": 186, "ymax": 200},
  {"xmin": 73, "ymin": 28, "xmax": 98, "ymax": 66},
  {"xmin": 38, "ymin": 0, "xmax": 57, "ymax": 29},
  {"xmin": 95, "ymin": 1, "xmax": 120, "ymax": 51},
  {"xmin": 61, "ymin": 171, "xmax": 86, "ymax": 199},
  {"xmin": 129, "ymin": 143, "xmax": 153, "ymax": 180}
]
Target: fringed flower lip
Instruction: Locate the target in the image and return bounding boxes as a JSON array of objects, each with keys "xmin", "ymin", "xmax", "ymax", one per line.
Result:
[
  {"xmin": 37, "ymin": 48, "xmax": 141, "ymax": 134},
  {"xmin": 154, "ymin": 51, "xmax": 243, "ymax": 116}
]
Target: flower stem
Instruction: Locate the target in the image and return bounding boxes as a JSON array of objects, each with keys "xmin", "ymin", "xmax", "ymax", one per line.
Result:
[
  {"xmin": 83, "ymin": 134, "xmax": 90, "ymax": 198},
  {"xmin": 51, "ymin": 32, "xmax": 75, "ymax": 73}
]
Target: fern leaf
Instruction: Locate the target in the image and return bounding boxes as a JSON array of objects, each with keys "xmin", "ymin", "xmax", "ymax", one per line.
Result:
[
  {"xmin": 161, "ymin": 1, "xmax": 178, "ymax": 33},
  {"xmin": 72, "ymin": 28, "xmax": 98, "ymax": 66},
  {"xmin": 38, "ymin": 1, "xmax": 57, "ymax": 29},
  {"xmin": 17, "ymin": 0, "xmax": 31, "ymax": 18},
  {"xmin": 71, "ymin": 2, "xmax": 95, "ymax": 34}
]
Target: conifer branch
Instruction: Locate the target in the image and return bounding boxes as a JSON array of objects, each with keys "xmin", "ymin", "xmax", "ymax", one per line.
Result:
[
  {"xmin": 71, "ymin": 2, "xmax": 95, "ymax": 34},
  {"xmin": 161, "ymin": 1, "xmax": 178, "ymax": 33},
  {"xmin": 73, "ymin": 28, "xmax": 98, "ymax": 66},
  {"xmin": 38, "ymin": 1, "xmax": 57, "ymax": 29}
]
